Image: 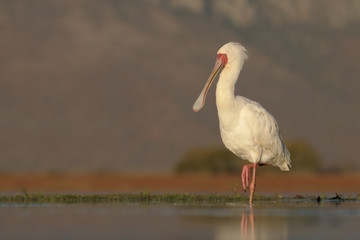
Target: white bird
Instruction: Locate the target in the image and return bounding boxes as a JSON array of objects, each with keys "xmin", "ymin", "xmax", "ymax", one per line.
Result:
[{"xmin": 193, "ymin": 42, "xmax": 291, "ymax": 204}]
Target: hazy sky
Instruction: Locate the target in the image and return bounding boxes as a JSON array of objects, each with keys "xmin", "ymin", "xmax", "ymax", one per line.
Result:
[{"xmin": 1, "ymin": 0, "xmax": 359, "ymax": 172}]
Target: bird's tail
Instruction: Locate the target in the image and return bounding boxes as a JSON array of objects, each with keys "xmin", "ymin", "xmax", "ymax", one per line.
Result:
[
  {"xmin": 279, "ymin": 161, "xmax": 291, "ymax": 171},
  {"xmin": 279, "ymin": 148, "xmax": 291, "ymax": 171}
]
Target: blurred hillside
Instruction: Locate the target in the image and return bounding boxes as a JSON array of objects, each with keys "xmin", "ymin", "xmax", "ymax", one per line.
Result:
[
  {"xmin": 175, "ymin": 141, "xmax": 321, "ymax": 174},
  {"xmin": 0, "ymin": 0, "xmax": 359, "ymax": 172}
]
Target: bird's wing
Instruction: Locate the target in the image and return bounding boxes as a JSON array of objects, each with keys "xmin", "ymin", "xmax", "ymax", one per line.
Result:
[{"xmin": 241, "ymin": 98, "xmax": 289, "ymax": 159}]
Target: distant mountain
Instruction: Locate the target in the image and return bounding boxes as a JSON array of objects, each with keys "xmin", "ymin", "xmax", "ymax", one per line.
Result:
[
  {"xmin": 164, "ymin": 0, "xmax": 360, "ymax": 28},
  {"xmin": 0, "ymin": 0, "xmax": 359, "ymax": 172}
]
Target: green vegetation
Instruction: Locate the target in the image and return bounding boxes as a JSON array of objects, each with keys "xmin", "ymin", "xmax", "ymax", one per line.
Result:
[
  {"xmin": 0, "ymin": 192, "xmax": 357, "ymax": 204},
  {"xmin": 175, "ymin": 140, "xmax": 321, "ymax": 174},
  {"xmin": 175, "ymin": 146, "xmax": 241, "ymax": 174},
  {"xmin": 0, "ymin": 192, "xmax": 250, "ymax": 204},
  {"xmin": 286, "ymin": 140, "xmax": 321, "ymax": 172}
]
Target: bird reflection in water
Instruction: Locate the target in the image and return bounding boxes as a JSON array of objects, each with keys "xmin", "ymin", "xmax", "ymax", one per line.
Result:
[
  {"xmin": 241, "ymin": 206, "xmax": 255, "ymax": 240},
  {"xmin": 215, "ymin": 205, "xmax": 288, "ymax": 240}
]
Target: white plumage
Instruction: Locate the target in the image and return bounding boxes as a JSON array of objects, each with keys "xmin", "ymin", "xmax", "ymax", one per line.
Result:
[{"xmin": 193, "ymin": 42, "xmax": 291, "ymax": 203}]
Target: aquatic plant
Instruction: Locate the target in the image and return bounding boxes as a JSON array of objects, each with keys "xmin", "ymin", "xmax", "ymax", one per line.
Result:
[{"xmin": 0, "ymin": 192, "xmax": 356, "ymax": 204}]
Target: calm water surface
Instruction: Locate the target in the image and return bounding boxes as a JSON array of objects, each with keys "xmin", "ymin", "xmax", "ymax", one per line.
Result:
[{"xmin": 0, "ymin": 201, "xmax": 359, "ymax": 240}]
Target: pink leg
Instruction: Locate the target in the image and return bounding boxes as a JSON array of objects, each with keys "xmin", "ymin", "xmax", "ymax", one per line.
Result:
[
  {"xmin": 241, "ymin": 164, "xmax": 253, "ymax": 191},
  {"xmin": 249, "ymin": 163, "xmax": 257, "ymax": 204},
  {"xmin": 241, "ymin": 163, "xmax": 267, "ymax": 204}
]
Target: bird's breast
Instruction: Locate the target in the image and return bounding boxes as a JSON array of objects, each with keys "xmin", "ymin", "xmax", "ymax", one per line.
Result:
[{"xmin": 219, "ymin": 120, "xmax": 254, "ymax": 161}]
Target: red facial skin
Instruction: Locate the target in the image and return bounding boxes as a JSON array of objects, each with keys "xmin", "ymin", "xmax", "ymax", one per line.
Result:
[{"xmin": 216, "ymin": 53, "xmax": 228, "ymax": 67}]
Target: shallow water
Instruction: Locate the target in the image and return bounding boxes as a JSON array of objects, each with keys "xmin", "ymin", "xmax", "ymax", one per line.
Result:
[{"xmin": 0, "ymin": 201, "xmax": 359, "ymax": 240}]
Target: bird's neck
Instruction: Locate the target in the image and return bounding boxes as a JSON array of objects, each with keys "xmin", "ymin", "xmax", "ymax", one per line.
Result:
[
  {"xmin": 215, "ymin": 60, "xmax": 245, "ymax": 127},
  {"xmin": 216, "ymin": 63, "xmax": 241, "ymax": 112}
]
